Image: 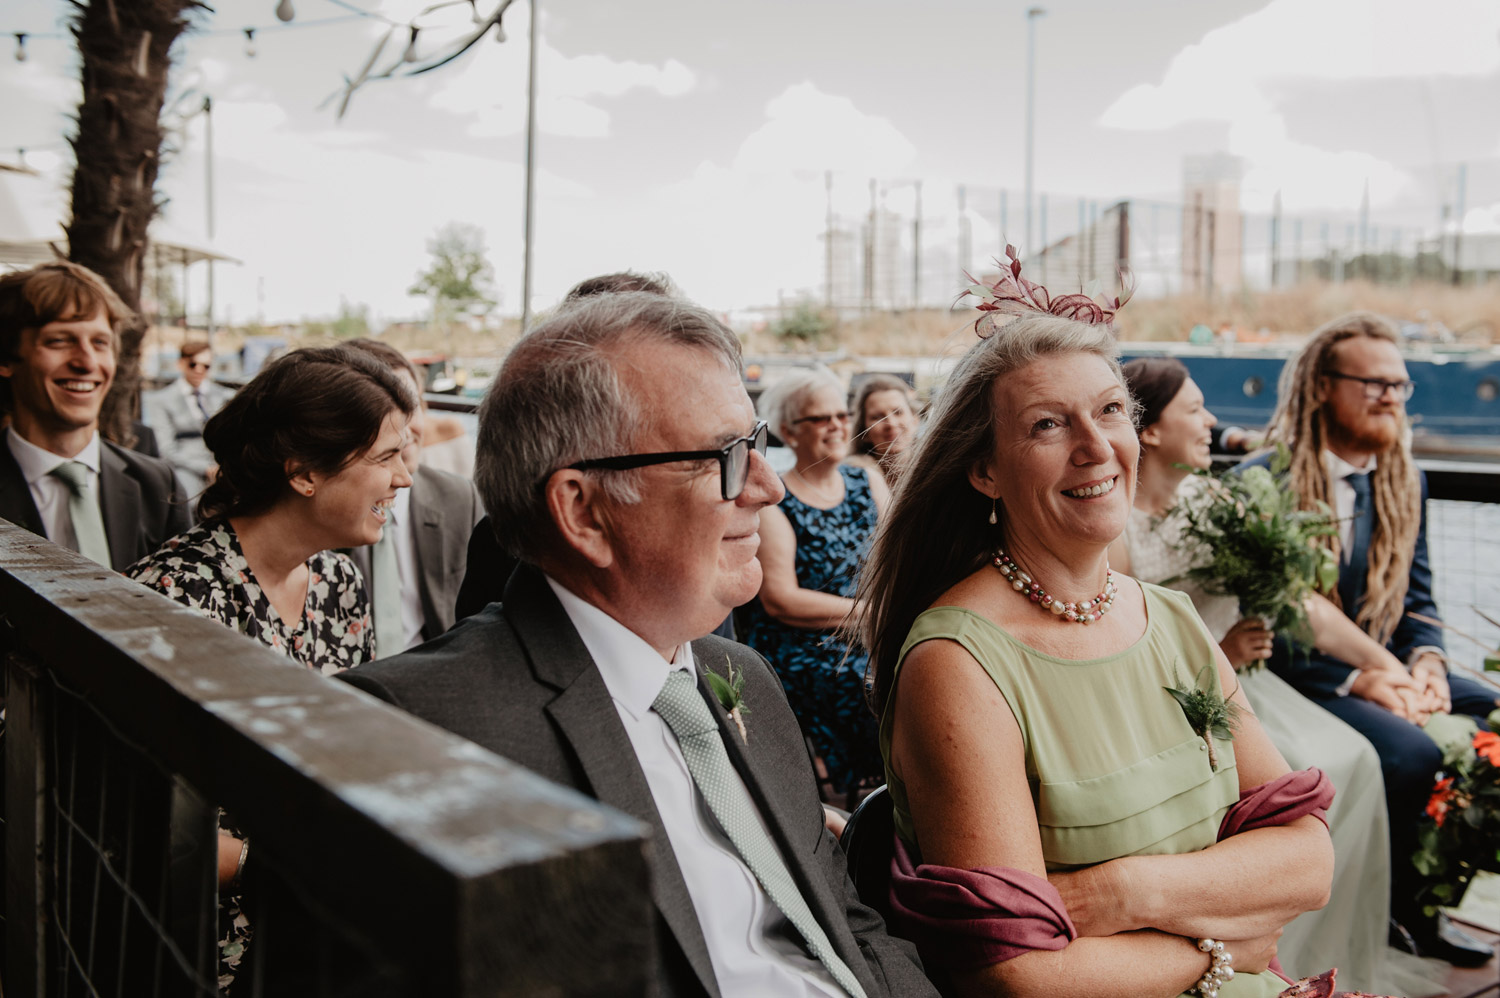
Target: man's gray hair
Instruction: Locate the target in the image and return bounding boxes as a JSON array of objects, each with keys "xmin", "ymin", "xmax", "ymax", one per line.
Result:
[
  {"xmin": 757, "ymin": 366, "xmax": 846, "ymax": 441},
  {"xmin": 475, "ymin": 290, "xmax": 743, "ymax": 560}
]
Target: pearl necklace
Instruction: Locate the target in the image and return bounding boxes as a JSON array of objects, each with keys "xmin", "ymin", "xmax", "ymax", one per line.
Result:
[{"xmin": 992, "ymin": 548, "xmax": 1118, "ymax": 624}]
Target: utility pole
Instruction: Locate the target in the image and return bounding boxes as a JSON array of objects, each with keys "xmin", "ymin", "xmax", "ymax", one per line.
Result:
[
  {"xmin": 911, "ymin": 180, "xmax": 922, "ymax": 309},
  {"xmin": 1024, "ymin": 7, "xmax": 1045, "ymax": 257},
  {"xmin": 203, "ymin": 96, "xmax": 216, "ymax": 337},
  {"xmin": 520, "ymin": 0, "xmax": 540, "ymax": 332},
  {"xmin": 825, "ymin": 170, "xmax": 834, "ymax": 308}
]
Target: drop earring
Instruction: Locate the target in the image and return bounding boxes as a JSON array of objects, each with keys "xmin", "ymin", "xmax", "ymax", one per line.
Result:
[{"xmin": 988, "ymin": 499, "xmax": 998, "ymax": 525}]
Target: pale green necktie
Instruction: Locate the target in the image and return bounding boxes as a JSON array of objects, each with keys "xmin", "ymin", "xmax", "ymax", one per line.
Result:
[
  {"xmin": 652, "ymin": 670, "xmax": 867, "ymax": 998},
  {"xmin": 371, "ymin": 516, "xmax": 404, "ymax": 659},
  {"xmin": 49, "ymin": 461, "xmax": 112, "ymax": 568}
]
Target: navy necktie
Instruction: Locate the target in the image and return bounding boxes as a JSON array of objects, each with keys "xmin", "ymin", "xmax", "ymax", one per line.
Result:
[{"xmin": 1339, "ymin": 472, "xmax": 1373, "ymax": 614}]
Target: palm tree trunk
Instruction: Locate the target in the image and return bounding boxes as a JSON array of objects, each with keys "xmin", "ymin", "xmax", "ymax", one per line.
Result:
[{"xmin": 65, "ymin": 0, "xmax": 204, "ymax": 446}]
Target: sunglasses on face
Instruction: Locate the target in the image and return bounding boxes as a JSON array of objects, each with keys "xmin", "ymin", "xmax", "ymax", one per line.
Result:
[
  {"xmin": 792, "ymin": 410, "xmax": 853, "ymax": 428},
  {"xmin": 185, "ymin": 361, "xmax": 211, "ymax": 372},
  {"xmin": 569, "ymin": 420, "xmax": 770, "ymax": 501},
  {"xmin": 1323, "ymin": 371, "xmax": 1415, "ymax": 402}
]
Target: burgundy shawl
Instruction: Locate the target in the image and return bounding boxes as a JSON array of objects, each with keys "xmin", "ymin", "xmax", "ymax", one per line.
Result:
[{"xmin": 888, "ymin": 767, "xmax": 1335, "ymax": 972}]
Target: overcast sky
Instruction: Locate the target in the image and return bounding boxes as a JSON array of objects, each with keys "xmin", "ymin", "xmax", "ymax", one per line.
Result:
[{"xmin": 3, "ymin": 0, "xmax": 1499, "ymax": 324}]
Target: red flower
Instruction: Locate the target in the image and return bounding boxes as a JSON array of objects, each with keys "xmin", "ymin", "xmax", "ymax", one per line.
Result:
[
  {"xmin": 1475, "ymin": 731, "xmax": 1500, "ymax": 767},
  {"xmin": 1426, "ymin": 776, "xmax": 1455, "ymax": 827}
]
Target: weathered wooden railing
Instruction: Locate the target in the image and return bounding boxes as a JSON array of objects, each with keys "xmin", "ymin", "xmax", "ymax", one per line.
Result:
[{"xmin": 0, "ymin": 520, "xmax": 652, "ymax": 996}]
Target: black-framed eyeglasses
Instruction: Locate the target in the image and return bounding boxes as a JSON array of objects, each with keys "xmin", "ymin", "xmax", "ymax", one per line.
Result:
[
  {"xmin": 1323, "ymin": 371, "xmax": 1415, "ymax": 402},
  {"xmin": 569, "ymin": 420, "xmax": 770, "ymax": 500},
  {"xmin": 792, "ymin": 410, "xmax": 853, "ymax": 427},
  {"xmin": 185, "ymin": 361, "xmax": 211, "ymax": 372}
]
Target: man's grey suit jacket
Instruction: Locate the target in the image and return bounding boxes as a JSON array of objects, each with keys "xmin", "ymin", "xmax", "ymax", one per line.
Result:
[
  {"xmin": 142, "ymin": 378, "xmax": 233, "ymax": 485},
  {"xmin": 346, "ymin": 464, "xmax": 484, "ymax": 643},
  {"xmin": 340, "ymin": 563, "xmax": 933, "ymax": 998},
  {"xmin": 0, "ymin": 436, "xmax": 191, "ymax": 570}
]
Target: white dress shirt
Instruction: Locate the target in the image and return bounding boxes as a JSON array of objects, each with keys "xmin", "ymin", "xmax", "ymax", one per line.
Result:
[
  {"xmin": 1323, "ymin": 449, "xmax": 1375, "ymax": 558},
  {"xmin": 389, "ymin": 488, "xmax": 426, "ymax": 650},
  {"xmin": 6, "ymin": 427, "xmax": 103, "ymax": 555},
  {"xmin": 545, "ymin": 576, "xmax": 842, "ymax": 998}
]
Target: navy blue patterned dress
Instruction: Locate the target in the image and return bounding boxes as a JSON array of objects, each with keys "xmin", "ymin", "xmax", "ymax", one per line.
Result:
[{"xmin": 745, "ymin": 464, "xmax": 883, "ymax": 795}]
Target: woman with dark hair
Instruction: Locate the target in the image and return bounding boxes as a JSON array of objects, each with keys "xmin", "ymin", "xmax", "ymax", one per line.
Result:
[
  {"xmin": 855, "ymin": 261, "xmax": 1334, "ymax": 997},
  {"xmin": 848, "ymin": 374, "xmax": 919, "ymax": 488},
  {"xmin": 1113, "ymin": 356, "xmax": 1438, "ymax": 994},
  {"xmin": 129, "ymin": 344, "xmax": 416, "ymax": 675}
]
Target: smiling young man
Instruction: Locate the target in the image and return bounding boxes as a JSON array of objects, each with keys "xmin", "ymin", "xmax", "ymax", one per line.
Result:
[
  {"xmin": 1250, "ymin": 311, "xmax": 1500, "ymax": 966},
  {"xmin": 0, "ymin": 261, "xmax": 189, "ymax": 569},
  {"xmin": 341, "ymin": 291, "xmax": 936, "ymax": 998}
]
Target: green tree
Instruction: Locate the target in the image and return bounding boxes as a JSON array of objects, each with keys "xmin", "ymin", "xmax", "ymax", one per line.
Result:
[{"xmin": 408, "ymin": 222, "xmax": 499, "ymax": 327}]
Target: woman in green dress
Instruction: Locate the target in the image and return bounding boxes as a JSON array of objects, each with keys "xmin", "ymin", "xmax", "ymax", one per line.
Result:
[{"xmin": 856, "ymin": 293, "xmax": 1335, "ymax": 997}]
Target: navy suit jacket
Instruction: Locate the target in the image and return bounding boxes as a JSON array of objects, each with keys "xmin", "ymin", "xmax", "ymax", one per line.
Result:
[
  {"xmin": 340, "ymin": 563, "xmax": 933, "ymax": 998},
  {"xmin": 0, "ymin": 435, "xmax": 191, "ymax": 571},
  {"xmin": 1240, "ymin": 454, "xmax": 1443, "ymax": 698}
]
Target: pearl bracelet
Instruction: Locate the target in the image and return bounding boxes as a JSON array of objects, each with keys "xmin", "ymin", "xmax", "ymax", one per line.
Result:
[{"xmin": 1191, "ymin": 937, "xmax": 1234, "ymax": 998}]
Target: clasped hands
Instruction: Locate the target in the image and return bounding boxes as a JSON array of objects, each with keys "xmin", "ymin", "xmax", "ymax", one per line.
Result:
[{"xmin": 1350, "ymin": 651, "xmax": 1450, "ymax": 724}]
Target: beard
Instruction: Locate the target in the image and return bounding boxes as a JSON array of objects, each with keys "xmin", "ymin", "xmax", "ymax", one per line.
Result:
[{"xmin": 1325, "ymin": 405, "xmax": 1402, "ymax": 455}]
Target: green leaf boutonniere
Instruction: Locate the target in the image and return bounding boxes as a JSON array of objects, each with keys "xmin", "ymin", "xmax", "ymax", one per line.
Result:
[
  {"xmin": 704, "ymin": 655, "xmax": 750, "ymax": 744},
  {"xmin": 1164, "ymin": 666, "xmax": 1243, "ymax": 771}
]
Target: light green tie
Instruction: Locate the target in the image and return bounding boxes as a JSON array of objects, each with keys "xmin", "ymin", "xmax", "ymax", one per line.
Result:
[
  {"xmin": 652, "ymin": 670, "xmax": 867, "ymax": 998},
  {"xmin": 49, "ymin": 461, "xmax": 112, "ymax": 568},
  {"xmin": 371, "ymin": 518, "xmax": 403, "ymax": 659}
]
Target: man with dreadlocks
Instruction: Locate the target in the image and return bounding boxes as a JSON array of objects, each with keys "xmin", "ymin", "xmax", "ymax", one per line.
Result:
[{"xmin": 1248, "ymin": 311, "xmax": 1499, "ymax": 967}]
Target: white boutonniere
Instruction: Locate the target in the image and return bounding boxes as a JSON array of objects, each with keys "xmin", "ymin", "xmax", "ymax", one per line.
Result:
[{"xmin": 704, "ymin": 655, "xmax": 750, "ymax": 744}]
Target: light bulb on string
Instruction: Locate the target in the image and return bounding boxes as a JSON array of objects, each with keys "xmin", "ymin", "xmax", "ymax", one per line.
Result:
[
  {"xmin": 401, "ymin": 25, "xmax": 420, "ymax": 62},
  {"xmin": 14, "ymin": 32, "xmax": 26, "ymax": 62},
  {"xmin": 492, "ymin": 20, "xmax": 506, "ymax": 43},
  {"xmin": 275, "ymin": 0, "xmax": 295, "ymax": 23},
  {"xmin": 243, "ymin": 28, "xmax": 256, "ymax": 58},
  {"xmin": 468, "ymin": 0, "xmax": 482, "ymax": 24}
]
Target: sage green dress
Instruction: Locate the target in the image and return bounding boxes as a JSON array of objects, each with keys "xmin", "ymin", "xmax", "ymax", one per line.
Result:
[{"xmin": 880, "ymin": 583, "xmax": 1287, "ymax": 998}]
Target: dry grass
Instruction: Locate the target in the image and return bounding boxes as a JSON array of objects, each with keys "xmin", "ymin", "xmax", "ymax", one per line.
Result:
[
  {"xmin": 1115, "ymin": 280, "xmax": 1500, "ymax": 344},
  {"xmin": 741, "ymin": 280, "xmax": 1500, "ymax": 358},
  {"xmin": 177, "ymin": 280, "xmax": 1500, "ymax": 369}
]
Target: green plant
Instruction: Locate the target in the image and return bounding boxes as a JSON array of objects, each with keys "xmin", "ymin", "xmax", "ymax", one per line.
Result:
[
  {"xmin": 770, "ymin": 302, "xmax": 837, "ymax": 348},
  {"xmin": 1168, "ymin": 456, "xmax": 1338, "ymax": 663},
  {"xmin": 1413, "ymin": 729, "xmax": 1500, "ymax": 915}
]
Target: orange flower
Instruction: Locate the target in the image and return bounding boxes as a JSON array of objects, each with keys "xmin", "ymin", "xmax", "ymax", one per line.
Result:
[
  {"xmin": 1475, "ymin": 731, "xmax": 1500, "ymax": 767},
  {"xmin": 1426, "ymin": 776, "xmax": 1455, "ymax": 827}
]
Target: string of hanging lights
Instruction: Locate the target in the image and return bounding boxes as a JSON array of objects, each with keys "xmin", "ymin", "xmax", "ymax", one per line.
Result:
[{"xmin": 3, "ymin": 0, "xmax": 513, "ymax": 66}]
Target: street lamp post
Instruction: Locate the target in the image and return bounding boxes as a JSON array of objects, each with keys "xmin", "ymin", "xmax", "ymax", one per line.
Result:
[
  {"xmin": 1024, "ymin": 7, "xmax": 1045, "ymax": 258},
  {"xmin": 520, "ymin": 0, "xmax": 539, "ymax": 332}
]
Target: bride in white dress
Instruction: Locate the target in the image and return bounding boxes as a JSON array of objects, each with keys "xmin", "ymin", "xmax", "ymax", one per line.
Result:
[{"xmin": 1111, "ymin": 357, "xmax": 1446, "ymax": 997}]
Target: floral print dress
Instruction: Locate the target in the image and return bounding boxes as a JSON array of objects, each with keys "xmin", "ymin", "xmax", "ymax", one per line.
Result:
[
  {"xmin": 743, "ymin": 464, "xmax": 883, "ymax": 797},
  {"xmin": 128, "ymin": 518, "xmax": 374, "ymax": 991},
  {"xmin": 128, "ymin": 518, "xmax": 374, "ymax": 674}
]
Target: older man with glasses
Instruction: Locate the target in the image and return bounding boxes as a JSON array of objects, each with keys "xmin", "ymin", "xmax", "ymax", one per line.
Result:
[
  {"xmin": 341, "ymin": 291, "xmax": 935, "ymax": 998},
  {"xmin": 1245, "ymin": 311, "xmax": 1499, "ymax": 967}
]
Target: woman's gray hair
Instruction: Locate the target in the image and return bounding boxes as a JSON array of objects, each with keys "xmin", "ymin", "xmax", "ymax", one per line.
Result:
[
  {"xmin": 474, "ymin": 291, "xmax": 742, "ymax": 560},
  {"xmin": 757, "ymin": 366, "xmax": 846, "ymax": 440},
  {"xmin": 854, "ymin": 313, "xmax": 1129, "ymax": 715}
]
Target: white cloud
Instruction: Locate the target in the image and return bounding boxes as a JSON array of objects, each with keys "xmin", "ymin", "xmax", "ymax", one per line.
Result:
[
  {"xmin": 1104, "ymin": 0, "xmax": 1500, "ymax": 133},
  {"xmin": 1098, "ymin": 0, "xmax": 1500, "ymax": 212},
  {"xmin": 734, "ymin": 83, "xmax": 916, "ymax": 177},
  {"xmin": 424, "ymin": 3, "xmax": 698, "ymax": 139}
]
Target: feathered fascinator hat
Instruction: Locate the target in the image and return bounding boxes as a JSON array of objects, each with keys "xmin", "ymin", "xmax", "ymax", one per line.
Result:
[{"xmin": 962, "ymin": 244, "xmax": 1135, "ymax": 339}]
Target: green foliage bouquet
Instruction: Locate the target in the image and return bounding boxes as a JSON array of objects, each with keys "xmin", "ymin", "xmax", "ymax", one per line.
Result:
[
  {"xmin": 1413, "ymin": 725, "xmax": 1500, "ymax": 914},
  {"xmin": 1171, "ymin": 461, "xmax": 1339, "ymax": 659}
]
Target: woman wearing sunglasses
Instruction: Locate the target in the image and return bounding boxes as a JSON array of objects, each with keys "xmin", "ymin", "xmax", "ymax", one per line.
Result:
[{"xmin": 744, "ymin": 366, "xmax": 891, "ymax": 808}]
